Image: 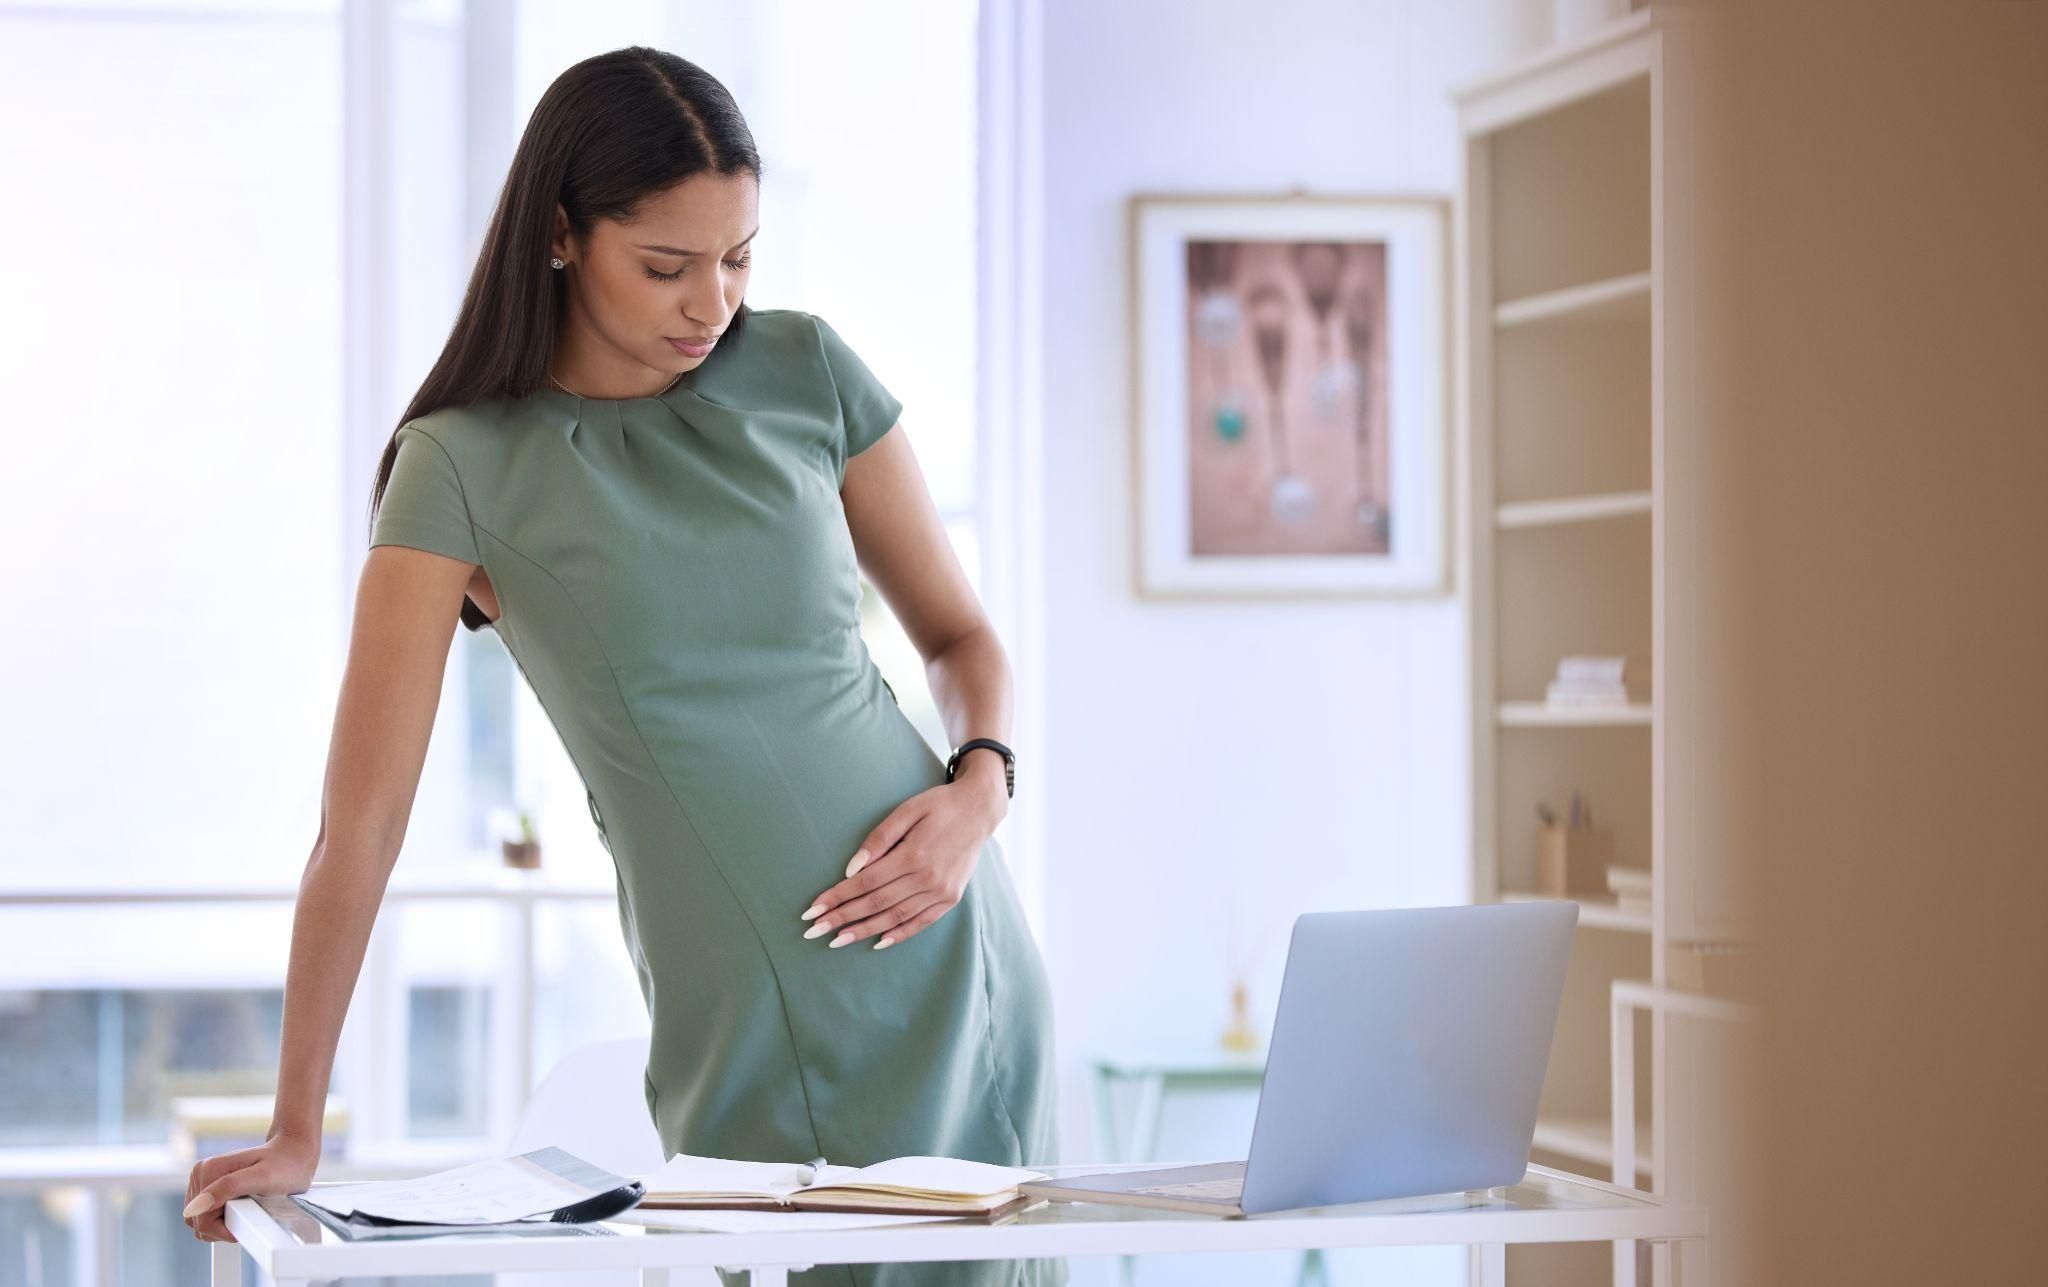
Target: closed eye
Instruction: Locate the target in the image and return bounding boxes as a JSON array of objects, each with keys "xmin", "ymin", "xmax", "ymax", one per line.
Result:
[{"xmin": 645, "ymin": 254, "xmax": 752, "ymax": 283}]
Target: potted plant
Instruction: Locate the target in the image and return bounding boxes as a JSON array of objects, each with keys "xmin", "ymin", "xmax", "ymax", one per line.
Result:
[{"xmin": 500, "ymin": 808, "xmax": 541, "ymax": 869}]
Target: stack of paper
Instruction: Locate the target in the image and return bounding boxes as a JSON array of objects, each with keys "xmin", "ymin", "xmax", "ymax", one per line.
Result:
[{"xmin": 294, "ymin": 1146, "xmax": 642, "ymax": 1230}]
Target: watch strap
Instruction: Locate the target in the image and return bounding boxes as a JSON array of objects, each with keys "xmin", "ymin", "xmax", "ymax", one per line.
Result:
[{"xmin": 947, "ymin": 737, "xmax": 1015, "ymax": 798}]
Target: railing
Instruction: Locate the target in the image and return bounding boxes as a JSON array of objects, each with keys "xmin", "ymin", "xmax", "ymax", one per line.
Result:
[{"xmin": 0, "ymin": 867, "xmax": 623, "ymax": 1282}]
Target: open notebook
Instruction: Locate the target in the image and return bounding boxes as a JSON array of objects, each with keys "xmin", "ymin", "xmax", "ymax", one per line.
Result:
[{"xmin": 633, "ymin": 1152, "xmax": 1051, "ymax": 1221}]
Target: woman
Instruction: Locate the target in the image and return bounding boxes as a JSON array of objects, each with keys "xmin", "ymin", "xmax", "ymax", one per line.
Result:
[{"xmin": 180, "ymin": 46, "xmax": 1064, "ymax": 1287}]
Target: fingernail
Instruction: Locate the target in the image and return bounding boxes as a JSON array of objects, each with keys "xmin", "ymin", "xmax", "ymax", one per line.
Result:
[
  {"xmin": 829, "ymin": 930, "xmax": 853, "ymax": 948},
  {"xmin": 873, "ymin": 936, "xmax": 894, "ymax": 950},
  {"xmin": 800, "ymin": 904, "xmax": 825, "ymax": 921},
  {"xmin": 804, "ymin": 922, "xmax": 832, "ymax": 940},
  {"xmin": 183, "ymin": 1194, "xmax": 212, "ymax": 1218},
  {"xmin": 845, "ymin": 849, "xmax": 871, "ymax": 877}
]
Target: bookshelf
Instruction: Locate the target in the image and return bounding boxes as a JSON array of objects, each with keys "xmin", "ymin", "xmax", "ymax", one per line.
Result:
[
  {"xmin": 1497, "ymin": 701, "xmax": 1653, "ymax": 728},
  {"xmin": 1501, "ymin": 889, "xmax": 1650, "ymax": 935},
  {"xmin": 1453, "ymin": 7, "xmax": 1744, "ymax": 1287}
]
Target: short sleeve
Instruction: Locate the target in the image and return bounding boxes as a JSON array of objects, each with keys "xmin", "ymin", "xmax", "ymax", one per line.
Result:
[
  {"xmin": 812, "ymin": 312, "xmax": 903, "ymax": 459},
  {"xmin": 370, "ymin": 424, "xmax": 482, "ymax": 565}
]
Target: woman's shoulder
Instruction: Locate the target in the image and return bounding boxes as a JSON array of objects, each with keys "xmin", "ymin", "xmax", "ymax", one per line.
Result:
[
  {"xmin": 396, "ymin": 393, "xmax": 555, "ymax": 455},
  {"xmin": 739, "ymin": 305, "xmax": 817, "ymax": 335},
  {"xmin": 690, "ymin": 306, "xmax": 838, "ymax": 397},
  {"xmin": 726, "ymin": 306, "xmax": 828, "ymax": 363}
]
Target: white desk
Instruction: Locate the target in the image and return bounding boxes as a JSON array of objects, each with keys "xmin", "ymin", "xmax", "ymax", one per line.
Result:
[{"xmin": 213, "ymin": 1160, "xmax": 1706, "ymax": 1287}]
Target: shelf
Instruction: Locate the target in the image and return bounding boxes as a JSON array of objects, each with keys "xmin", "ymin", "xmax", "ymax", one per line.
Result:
[
  {"xmin": 1501, "ymin": 890, "xmax": 1650, "ymax": 934},
  {"xmin": 0, "ymin": 1137, "xmax": 492, "ymax": 1191},
  {"xmin": 1495, "ymin": 270, "xmax": 1651, "ymax": 327},
  {"xmin": 0, "ymin": 867, "xmax": 620, "ymax": 906},
  {"xmin": 1496, "ymin": 490, "xmax": 1651, "ymax": 529},
  {"xmin": 1531, "ymin": 1114, "xmax": 1654, "ymax": 1179},
  {"xmin": 1497, "ymin": 701, "xmax": 1652, "ymax": 727},
  {"xmin": 1448, "ymin": 7, "xmax": 1654, "ymax": 107}
]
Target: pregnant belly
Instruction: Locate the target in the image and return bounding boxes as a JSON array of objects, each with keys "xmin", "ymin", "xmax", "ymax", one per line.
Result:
[{"xmin": 597, "ymin": 671, "xmax": 945, "ymax": 916}]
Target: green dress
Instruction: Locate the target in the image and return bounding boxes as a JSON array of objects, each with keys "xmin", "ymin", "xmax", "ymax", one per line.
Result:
[{"xmin": 369, "ymin": 308, "xmax": 1065, "ymax": 1287}]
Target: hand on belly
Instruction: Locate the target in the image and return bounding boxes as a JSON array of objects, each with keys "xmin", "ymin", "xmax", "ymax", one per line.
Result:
[{"xmin": 795, "ymin": 769, "xmax": 1009, "ymax": 951}]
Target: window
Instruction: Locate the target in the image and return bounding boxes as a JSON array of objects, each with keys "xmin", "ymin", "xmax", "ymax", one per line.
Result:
[{"xmin": 2, "ymin": 5, "xmax": 991, "ymax": 1284}]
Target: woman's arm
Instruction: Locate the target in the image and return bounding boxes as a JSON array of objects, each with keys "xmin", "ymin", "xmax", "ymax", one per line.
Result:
[
  {"xmin": 183, "ymin": 544, "xmax": 475, "ymax": 1241},
  {"xmin": 841, "ymin": 419, "xmax": 1012, "ymax": 814},
  {"xmin": 840, "ymin": 419, "xmax": 1013, "ymax": 781},
  {"xmin": 796, "ymin": 422, "xmax": 1011, "ymax": 949}
]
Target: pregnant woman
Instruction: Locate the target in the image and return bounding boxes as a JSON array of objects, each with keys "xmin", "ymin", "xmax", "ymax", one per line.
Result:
[{"xmin": 180, "ymin": 46, "xmax": 1063, "ymax": 1287}]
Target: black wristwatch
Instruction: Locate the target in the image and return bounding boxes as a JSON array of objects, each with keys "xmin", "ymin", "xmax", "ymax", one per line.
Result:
[{"xmin": 946, "ymin": 737, "xmax": 1015, "ymax": 798}]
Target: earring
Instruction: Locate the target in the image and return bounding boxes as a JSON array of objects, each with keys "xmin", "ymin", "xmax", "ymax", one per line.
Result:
[{"xmin": 550, "ymin": 257, "xmax": 565, "ymax": 269}]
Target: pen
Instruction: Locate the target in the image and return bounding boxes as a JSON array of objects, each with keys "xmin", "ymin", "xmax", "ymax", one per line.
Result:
[{"xmin": 803, "ymin": 1156, "xmax": 827, "ymax": 1186}]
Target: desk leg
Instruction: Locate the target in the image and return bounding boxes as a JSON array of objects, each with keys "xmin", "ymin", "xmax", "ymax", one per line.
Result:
[
  {"xmin": 210, "ymin": 1242, "xmax": 242, "ymax": 1287},
  {"xmin": 1611, "ymin": 990, "xmax": 1640, "ymax": 1287},
  {"xmin": 1111, "ymin": 1072, "xmax": 1167, "ymax": 1287},
  {"xmin": 1130, "ymin": 1074, "xmax": 1166, "ymax": 1159},
  {"xmin": 1470, "ymin": 1242, "xmax": 1505, "ymax": 1287},
  {"xmin": 1296, "ymin": 1246, "xmax": 1329, "ymax": 1287},
  {"xmin": 717, "ymin": 1264, "xmax": 813, "ymax": 1286},
  {"xmin": 1090, "ymin": 1066, "xmax": 1119, "ymax": 1162}
]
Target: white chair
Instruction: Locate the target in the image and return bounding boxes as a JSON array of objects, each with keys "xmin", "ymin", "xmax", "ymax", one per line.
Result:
[
  {"xmin": 498, "ymin": 1035, "xmax": 715, "ymax": 1285},
  {"xmin": 505, "ymin": 1034, "xmax": 668, "ymax": 1175}
]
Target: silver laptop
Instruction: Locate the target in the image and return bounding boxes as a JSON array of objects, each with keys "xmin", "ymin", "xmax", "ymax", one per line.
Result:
[{"xmin": 1020, "ymin": 901, "xmax": 1578, "ymax": 1216}]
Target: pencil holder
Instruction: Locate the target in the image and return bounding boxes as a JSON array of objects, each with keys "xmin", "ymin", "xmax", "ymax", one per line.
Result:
[{"xmin": 1536, "ymin": 822, "xmax": 1614, "ymax": 896}]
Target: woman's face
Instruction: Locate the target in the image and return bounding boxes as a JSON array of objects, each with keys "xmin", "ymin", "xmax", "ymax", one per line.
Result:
[{"xmin": 550, "ymin": 171, "xmax": 758, "ymax": 387}]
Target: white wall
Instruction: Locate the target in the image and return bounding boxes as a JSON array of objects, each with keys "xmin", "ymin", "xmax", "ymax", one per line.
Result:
[{"xmin": 1031, "ymin": 2, "xmax": 1550, "ymax": 1281}]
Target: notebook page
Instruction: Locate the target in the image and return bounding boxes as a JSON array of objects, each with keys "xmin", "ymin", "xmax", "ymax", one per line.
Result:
[
  {"xmin": 825, "ymin": 1155, "xmax": 1049, "ymax": 1198},
  {"xmin": 636, "ymin": 1153, "xmax": 823, "ymax": 1200},
  {"xmin": 615, "ymin": 1208, "xmax": 957, "ymax": 1233}
]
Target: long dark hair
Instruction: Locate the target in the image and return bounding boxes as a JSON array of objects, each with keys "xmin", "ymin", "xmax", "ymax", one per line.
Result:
[{"xmin": 368, "ymin": 45, "xmax": 761, "ymax": 608}]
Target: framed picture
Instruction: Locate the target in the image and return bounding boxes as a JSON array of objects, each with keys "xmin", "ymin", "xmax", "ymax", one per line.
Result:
[{"xmin": 1130, "ymin": 191, "xmax": 1450, "ymax": 597}]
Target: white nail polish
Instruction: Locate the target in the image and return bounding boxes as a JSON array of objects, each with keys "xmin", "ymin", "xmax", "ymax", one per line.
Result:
[
  {"xmin": 829, "ymin": 931, "xmax": 853, "ymax": 948},
  {"xmin": 873, "ymin": 936, "xmax": 894, "ymax": 950},
  {"xmin": 845, "ymin": 851, "xmax": 871, "ymax": 877},
  {"xmin": 804, "ymin": 922, "xmax": 831, "ymax": 940},
  {"xmin": 800, "ymin": 904, "xmax": 825, "ymax": 921}
]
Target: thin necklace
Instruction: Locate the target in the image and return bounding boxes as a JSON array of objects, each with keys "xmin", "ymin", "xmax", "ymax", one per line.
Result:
[{"xmin": 548, "ymin": 367, "xmax": 685, "ymax": 400}]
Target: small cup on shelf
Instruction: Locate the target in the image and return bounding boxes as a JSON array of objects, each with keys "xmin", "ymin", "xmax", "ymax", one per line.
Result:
[{"xmin": 1536, "ymin": 822, "xmax": 1615, "ymax": 896}]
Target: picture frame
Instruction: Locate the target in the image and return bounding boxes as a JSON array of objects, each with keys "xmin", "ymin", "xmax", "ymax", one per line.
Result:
[{"xmin": 1130, "ymin": 190, "xmax": 1451, "ymax": 597}]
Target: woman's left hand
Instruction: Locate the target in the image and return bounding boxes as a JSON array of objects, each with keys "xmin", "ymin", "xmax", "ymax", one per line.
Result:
[{"xmin": 799, "ymin": 761, "xmax": 1009, "ymax": 951}]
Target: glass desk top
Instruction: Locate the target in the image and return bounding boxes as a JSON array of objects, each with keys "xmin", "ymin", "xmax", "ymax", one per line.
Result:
[{"xmin": 246, "ymin": 1159, "xmax": 1696, "ymax": 1253}]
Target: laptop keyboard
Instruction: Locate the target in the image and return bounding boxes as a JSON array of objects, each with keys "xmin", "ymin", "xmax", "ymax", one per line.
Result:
[{"xmin": 1127, "ymin": 1176, "xmax": 1245, "ymax": 1201}]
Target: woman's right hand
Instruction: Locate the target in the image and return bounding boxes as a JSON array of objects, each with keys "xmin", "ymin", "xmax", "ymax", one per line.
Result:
[{"xmin": 183, "ymin": 1132, "xmax": 320, "ymax": 1243}]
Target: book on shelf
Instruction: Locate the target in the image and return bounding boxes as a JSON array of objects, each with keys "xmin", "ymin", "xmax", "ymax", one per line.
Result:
[
  {"xmin": 1607, "ymin": 865, "xmax": 1652, "ymax": 897},
  {"xmin": 1556, "ymin": 655, "xmax": 1629, "ymax": 685},
  {"xmin": 1545, "ymin": 655, "xmax": 1635, "ymax": 708},
  {"xmin": 1606, "ymin": 865, "xmax": 1651, "ymax": 917},
  {"xmin": 632, "ymin": 1152, "xmax": 1049, "ymax": 1221}
]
